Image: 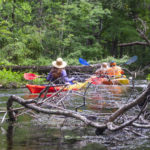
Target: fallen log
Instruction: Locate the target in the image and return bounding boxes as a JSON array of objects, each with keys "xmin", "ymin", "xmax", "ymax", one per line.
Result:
[
  {"xmin": 6, "ymin": 83, "xmax": 150, "ymax": 135},
  {"xmin": 0, "ymin": 64, "xmax": 101, "ymax": 74},
  {"xmin": 7, "ymin": 95, "xmax": 107, "ymax": 129}
]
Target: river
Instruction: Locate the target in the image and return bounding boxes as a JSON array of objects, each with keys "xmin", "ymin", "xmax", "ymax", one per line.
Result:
[{"xmin": 0, "ymin": 80, "xmax": 150, "ymax": 150}]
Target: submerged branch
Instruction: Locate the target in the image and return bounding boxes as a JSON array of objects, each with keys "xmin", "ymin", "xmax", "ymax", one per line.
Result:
[
  {"xmin": 7, "ymin": 95, "xmax": 106, "ymax": 129},
  {"xmin": 6, "ymin": 82, "xmax": 150, "ymax": 135},
  {"xmin": 108, "ymin": 83, "xmax": 150, "ymax": 122}
]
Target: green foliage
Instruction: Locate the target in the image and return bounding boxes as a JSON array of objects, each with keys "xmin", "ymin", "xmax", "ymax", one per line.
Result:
[
  {"xmin": 67, "ymin": 50, "xmax": 81, "ymax": 59},
  {"xmin": 15, "ymin": 1, "xmax": 32, "ymax": 23},
  {"xmin": 147, "ymin": 74, "xmax": 150, "ymax": 81},
  {"xmin": 21, "ymin": 56, "xmax": 52, "ymax": 66},
  {"xmin": 0, "ymin": 20, "xmax": 12, "ymax": 48},
  {"xmin": 81, "ymin": 44, "xmax": 103, "ymax": 60},
  {"xmin": 0, "ymin": 69, "xmax": 26, "ymax": 88},
  {"xmin": 19, "ymin": 25, "xmax": 44, "ymax": 59},
  {"xmin": 0, "ymin": 69, "xmax": 47, "ymax": 88},
  {"xmin": 0, "ymin": 20, "xmax": 12, "ymax": 38},
  {"xmin": 0, "ymin": 42, "xmax": 31, "ymax": 65},
  {"xmin": 0, "ymin": 0, "xmax": 149, "ymax": 70},
  {"xmin": 100, "ymin": 55, "xmax": 129, "ymax": 64},
  {"xmin": 0, "ymin": 59, "xmax": 13, "ymax": 65},
  {"xmin": 87, "ymin": 55, "xmax": 129, "ymax": 66},
  {"xmin": 32, "ymin": 77, "xmax": 47, "ymax": 85},
  {"xmin": 42, "ymin": 0, "xmax": 110, "ymax": 59}
]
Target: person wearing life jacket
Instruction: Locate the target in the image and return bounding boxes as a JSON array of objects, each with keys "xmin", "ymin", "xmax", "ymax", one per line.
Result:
[
  {"xmin": 87, "ymin": 62, "xmax": 109, "ymax": 83},
  {"xmin": 46, "ymin": 58, "xmax": 74, "ymax": 84},
  {"xmin": 95, "ymin": 62, "xmax": 109, "ymax": 77},
  {"xmin": 106, "ymin": 61, "xmax": 124, "ymax": 78}
]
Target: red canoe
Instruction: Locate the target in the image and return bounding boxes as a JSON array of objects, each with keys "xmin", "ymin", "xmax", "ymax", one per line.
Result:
[{"xmin": 26, "ymin": 81, "xmax": 88, "ymax": 94}]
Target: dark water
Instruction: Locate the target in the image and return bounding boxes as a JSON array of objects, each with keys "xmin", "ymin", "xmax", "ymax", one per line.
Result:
[{"xmin": 0, "ymin": 80, "xmax": 150, "ymax": 150}]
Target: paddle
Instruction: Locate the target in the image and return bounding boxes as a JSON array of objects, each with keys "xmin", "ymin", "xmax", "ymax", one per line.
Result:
[
  {"xmin": 79, "ymin": 58, "xmax": 90, "ymax": 66},
  {"xmin": 79, "ymin": 56, "xmax": 138, "ymax": 84},
  {"xmin": 24, "ymin": 73, "xmax": 41, "ymax": 80},
  {"xmin": 124, "ymin": 55, "xmax": 138, "ymax": 65},
  {"xmin": 79, "ymin": 56, "xmax": 138, "ymax": 66}
]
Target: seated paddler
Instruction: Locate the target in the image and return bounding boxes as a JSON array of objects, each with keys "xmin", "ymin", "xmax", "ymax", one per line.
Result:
[
  {"xmin": 46, "ymin": 58, "xmax": 74, "ymax": 84},
  {"xmin": 95, "ymin": 62, "xmax": 109, "ymax": 77},
  {"xmin": 106, "ymin": 61, "xmax": 124, "ymax": 78}
]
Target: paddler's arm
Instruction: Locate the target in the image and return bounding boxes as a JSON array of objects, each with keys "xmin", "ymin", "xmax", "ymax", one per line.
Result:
[
  {"xmin": 46, "ymin": 72, "xmax": 52, "ymax": 81},
  {"xmin": 61, "ymin": 70, "xmax": 75, "ymax": 82}
]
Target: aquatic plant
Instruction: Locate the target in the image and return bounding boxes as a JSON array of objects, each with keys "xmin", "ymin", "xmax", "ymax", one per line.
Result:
[{"xmin": 147, "ymin": 74, "xmax": 150, "ymax": 81}]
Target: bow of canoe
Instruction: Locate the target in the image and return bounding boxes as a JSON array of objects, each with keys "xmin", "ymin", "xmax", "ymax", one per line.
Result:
[{"xmin": 26, "ymin": 81, "xmax": 88, "ymax": 94}]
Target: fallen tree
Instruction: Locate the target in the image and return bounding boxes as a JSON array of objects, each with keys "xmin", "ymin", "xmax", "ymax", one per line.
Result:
[
  {"xmin": 118, "ymin": 17, "xmax": 150, "ymax": 47},
  {"xmin": 3, "ymin": 82, "xmax": 150, "ymax": 135},
  {"xmin": 0, "ymin": 64, "xmax": 101, "ymax": 74}
]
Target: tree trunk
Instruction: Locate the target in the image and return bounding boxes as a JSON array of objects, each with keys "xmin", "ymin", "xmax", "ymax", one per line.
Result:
[
  {"xmin": 12, "ymin": 0, "xmax": 16, "ymax": 24},
  {"xmin": 111, "ymin": 38, "xmax": 118, "ymax": 57}
]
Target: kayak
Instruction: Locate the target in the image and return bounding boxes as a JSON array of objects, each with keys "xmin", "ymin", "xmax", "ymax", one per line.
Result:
[
  {"xmin": 26, "ymin": 81, "xmax": 88, "ymax": 94},
  {"xmin": 89, "ymin": 76, "xmax": 129, "ymax": 85}
]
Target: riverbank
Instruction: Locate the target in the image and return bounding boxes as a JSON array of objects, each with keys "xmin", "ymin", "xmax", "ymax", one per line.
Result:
[
  {"xmin": 0, "ymin": 69, "xmax": 45, "ymax": 88},
  {"xmin": 0, "ymin": 64, "xmax": 149, "ymax": 89}
]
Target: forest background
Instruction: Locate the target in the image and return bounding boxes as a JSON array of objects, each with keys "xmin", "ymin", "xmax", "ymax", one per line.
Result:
[{"xmin": 0, "ymin": 0, "xmax": 150, "ymax": 68}]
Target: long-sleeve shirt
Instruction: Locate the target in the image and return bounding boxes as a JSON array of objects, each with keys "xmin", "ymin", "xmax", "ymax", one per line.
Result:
[{"xmin": 46, "ymin": 69, "xmax": 74, "ymax": 84}]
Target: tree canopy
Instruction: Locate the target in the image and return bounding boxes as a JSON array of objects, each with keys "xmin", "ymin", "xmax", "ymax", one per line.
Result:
[{"xmin": 0, "ymin": 0, "xmax": 150, "ymax": 66}]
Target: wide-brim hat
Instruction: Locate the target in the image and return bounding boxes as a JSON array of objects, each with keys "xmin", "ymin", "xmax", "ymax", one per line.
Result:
[{"xmin": 52, "ymin": 58, "xmax": 67, "ymax": 68}]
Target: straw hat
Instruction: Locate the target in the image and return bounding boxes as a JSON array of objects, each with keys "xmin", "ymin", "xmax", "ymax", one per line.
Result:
[{"xmin": 52, "ymin": 58, "xmax": 67, "ymax": 68}]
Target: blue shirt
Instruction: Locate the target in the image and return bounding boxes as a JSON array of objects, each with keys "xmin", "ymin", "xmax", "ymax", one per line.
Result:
[{"xmin": 46, "ymin": 69, "xmax": 74, "ymax": 83}]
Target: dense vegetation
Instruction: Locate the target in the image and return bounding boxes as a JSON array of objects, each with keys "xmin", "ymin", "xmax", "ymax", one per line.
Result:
[
  {"xmin": 0, "ymin": 69, "xmax": 45, "ymax": 88},
  {"xmin": 0, "ymin": 0, "xmax": 150, "ymax": 66}
]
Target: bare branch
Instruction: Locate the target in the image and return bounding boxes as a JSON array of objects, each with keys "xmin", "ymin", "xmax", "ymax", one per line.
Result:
[
  {"xmin": 108, "ymin": 83, "xmax": 150, "ymax": 122},
  {"xmin": 118, "ymin": 41, "xmax": 149, "ymax": 47},
  {"xmin": 118, "ymin": 17, "xmax": 150, "ymax": 47},
  {"xmin": 7, "ymin": 95, "xmax": 107, "ymax": 129},
  {"xmin": 132, "ymin": 123, "xmax": 150, "ymax": 128},
  {"xmin": 107, "ymin": 96, "xmax": 147, "ymax": 131}
]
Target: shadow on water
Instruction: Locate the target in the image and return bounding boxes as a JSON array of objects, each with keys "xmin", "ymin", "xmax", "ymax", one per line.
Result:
[{"xmin": 0, "ymin": 80, "xmax": 150, "ymax": 150}]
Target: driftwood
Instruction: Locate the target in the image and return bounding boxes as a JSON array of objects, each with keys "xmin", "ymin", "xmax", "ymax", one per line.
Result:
[
  {"xmin": 6, "ymin": 95, "xmax": 107, "ymax": 129},
  {"xmin": 5, "ymin": 82, "xmax": 150, "ymax": 135}
]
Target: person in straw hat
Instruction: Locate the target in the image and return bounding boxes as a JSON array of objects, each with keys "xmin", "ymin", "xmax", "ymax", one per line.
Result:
[
  {"xmin": 87, "ymin": 62, "xmax": 109, "ymax": 82},
  {"xmin": 47, "ymin": 58, "xmax": 74, "ymax": 84}
]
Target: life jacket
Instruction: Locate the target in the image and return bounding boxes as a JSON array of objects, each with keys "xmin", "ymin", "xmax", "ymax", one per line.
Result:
[
  {"xmin": 106, "ymin": 66, "xmax": 123, "ymax": 77},
  {"xmin": 95, "ymin": 68, "xmax": 107, "ymax": 76}
]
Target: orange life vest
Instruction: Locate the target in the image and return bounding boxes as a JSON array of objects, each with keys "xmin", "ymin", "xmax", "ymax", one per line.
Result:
[{"xmin": 106, "ymin": 66, "xmax": 124, "ymax": 77}]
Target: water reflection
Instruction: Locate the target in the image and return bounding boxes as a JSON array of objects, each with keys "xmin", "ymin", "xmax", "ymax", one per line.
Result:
[
  {"xmin": 4, "ymin": 123, "xmax": 103, "ymax": 150},
  {"xmin": 0, "ymin": 80, "xmax": 149, "ymax": 150},
  {"xmin": 86, "ymin": 85, "xmax": 129, "ymax": 113},
  {"xmin": 6, "ymin": 124, "xmax": 13, "ymax": 150}
]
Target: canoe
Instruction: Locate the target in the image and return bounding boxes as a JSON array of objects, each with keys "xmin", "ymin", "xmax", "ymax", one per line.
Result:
[
  {"xmin": 89, "ymin": 76, "xmax": 129, "ymax": 85},
  {"xmin": 26, "ymin": 81, "xmax": 88, "ymax": 94}
]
